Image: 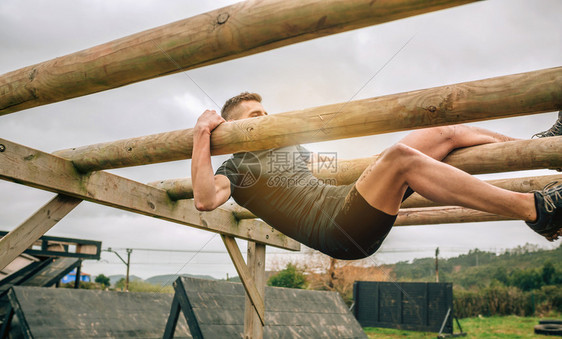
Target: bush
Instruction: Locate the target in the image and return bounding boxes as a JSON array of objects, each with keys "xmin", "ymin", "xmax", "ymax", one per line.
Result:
[
  {"xmin": 268, "ymin": 263, "xmax": 307, "ymax": 289},
  {"xmin": 454, "ymin": 284, "xmax": 562, "ymax": 318},
  {"xmin": 60, "ymin": 281, "xmax": 103, "ymax": 290},
  {"xmin": 115, "ymin": 278, "xmax": 173, "ymax": 293},
  {"xmin": 95, "ymin": 274, "xmax": 111, "ymax": 288}
]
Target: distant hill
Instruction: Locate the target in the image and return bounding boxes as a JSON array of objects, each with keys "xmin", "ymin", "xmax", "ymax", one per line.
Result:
[
  {"xmin": 146, "ymin": 274, "xmax": 216, "ymax": 286},
  {"xmin": 108, "ymin": 274, "xmax": 144, "ymax": 286},
  {"xmin": 392, "ymin": 243, "xmax": 562, "ymax": 289}
]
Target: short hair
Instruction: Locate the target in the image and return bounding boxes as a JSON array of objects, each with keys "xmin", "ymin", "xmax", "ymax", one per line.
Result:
[{"xmin": 221, "ymin": 92, "xmax": 262, "ymax": 120}]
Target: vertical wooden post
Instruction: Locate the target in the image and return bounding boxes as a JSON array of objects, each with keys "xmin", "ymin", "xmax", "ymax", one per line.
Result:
[{"xmin": 244, "ymin": 242, "xmax": 266, "ymax": 339}]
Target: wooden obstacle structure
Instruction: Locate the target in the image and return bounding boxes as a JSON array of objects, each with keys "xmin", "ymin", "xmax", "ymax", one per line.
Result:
[
  {"xmin": 2, "ymin": 286, "xmax": 192, "ymax": 338},
  {"xmin": 164, "ymin": 277, "xmax": 366, "ymax": 338},
  {"xmin": 0, "ymin": 0, "xmax": 561, "ymax": 337}
]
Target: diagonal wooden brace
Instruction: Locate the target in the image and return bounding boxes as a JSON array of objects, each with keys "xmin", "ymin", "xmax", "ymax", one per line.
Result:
[
  {"xmin": 0, "ymin": 194, "xmax": 82, "ymax": 270},
  {"xmin": 221, "ymin": 235, "xmax": 265, "ymax": 326}
]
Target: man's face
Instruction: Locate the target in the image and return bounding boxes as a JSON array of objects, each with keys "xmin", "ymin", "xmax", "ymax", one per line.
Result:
[{"xmin": 228, "ymin": 100, "xmax": 267, "ymax": 121}]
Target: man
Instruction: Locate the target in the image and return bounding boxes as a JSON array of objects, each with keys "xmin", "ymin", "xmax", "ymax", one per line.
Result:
[{"xmin": 192, "ymin": 92, "xmax": 562, "ymax": 260}]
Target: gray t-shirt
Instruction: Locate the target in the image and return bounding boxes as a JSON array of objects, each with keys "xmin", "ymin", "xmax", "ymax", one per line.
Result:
[{"xmin": 215, "ymin": 145, "xmax": 353, "ymax": 250}]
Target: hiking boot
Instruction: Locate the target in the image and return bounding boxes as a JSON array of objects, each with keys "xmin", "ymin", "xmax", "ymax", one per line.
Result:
[
  {"xmin": 533, "ymin": 111, "xmax": 562, "ymax": 138},
  {"xmin": 526, "ymin": 181, "xmax": 562, "ymax": 241}
]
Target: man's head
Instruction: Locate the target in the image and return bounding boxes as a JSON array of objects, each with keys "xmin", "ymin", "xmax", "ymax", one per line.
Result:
[{"xmin": 221, "ymin": 92, "xmax": 267, "ymax": 121}]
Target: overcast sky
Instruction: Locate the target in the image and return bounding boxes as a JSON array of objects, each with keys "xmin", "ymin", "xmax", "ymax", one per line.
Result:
[{"xmin": 1, "ymin": 0, "xmax": 560, "ymax": 281}]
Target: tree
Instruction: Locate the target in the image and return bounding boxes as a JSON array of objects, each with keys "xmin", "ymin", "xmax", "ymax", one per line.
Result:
[
  {"xmin": 115, "ymin": 277, "xmax": 126, "ymax": 290},
  {"xmin": 268, "ymin": 263, "xmax": 307, "ymax": 289},
  {"xmin": 541, "ymin": 261, "xmax": 555, "ymax": 285},
  {"xmin": 95, "ymin": 274, "xmax": 111, "ymax": 288}
]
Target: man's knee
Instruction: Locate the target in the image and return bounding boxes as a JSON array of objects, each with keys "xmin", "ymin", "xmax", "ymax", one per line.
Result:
[
  {"xmin": 429, "ymin": 125, "xmax": 457, "ymax": 144},
  {"xmin": 381, "ymin": 143, "xmax": 420, "ymax": 173}
]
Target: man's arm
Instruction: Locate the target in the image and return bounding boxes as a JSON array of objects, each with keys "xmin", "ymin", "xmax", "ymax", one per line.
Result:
[{"xmin": 191, "ymin": 110, "xmax": 231, "ymax": 211}]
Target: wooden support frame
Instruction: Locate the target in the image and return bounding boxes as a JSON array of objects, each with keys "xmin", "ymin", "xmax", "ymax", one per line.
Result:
[
  {"xmin": 53, "ymin": 67, "xmax": 562, "ymax": 172},
  {"xmin": 163, "ymin": 279, "xmax": 204, "ymax": 339},
  {"xmin": 0, "ymin": 0, "xmax": 478, "ymax": 115},
  {"xmin": 0, "ymin": 194, "xmax": 82, "ymax": 270},
  {"xmin": 0, "ymin": 138, "xmax": 300, "ymax": 252},
  {"xmin": 221, "ymin": 235, "xmax": 265, "ymax": 327}
]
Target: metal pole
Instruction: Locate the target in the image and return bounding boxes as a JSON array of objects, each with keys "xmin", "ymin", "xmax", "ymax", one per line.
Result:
[
  {"xmin": 125, "ymin": 248, "xmax": 132, "ymax": 292},
  {"xmin": 435, "ymin": 247, "xmax": 440, "ymax": 283},
  {"xmin": 105, "ymin": 248, "xmax": 132, "ymax": 291}
]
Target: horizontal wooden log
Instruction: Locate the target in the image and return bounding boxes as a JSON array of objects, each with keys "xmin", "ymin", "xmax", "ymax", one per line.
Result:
[
  {"xmin": 394, "ymin": 206, "xmax": 515, "ymax": 226},
  {"xmin": 0, "ymin": 138, "xmax": 299, "ymax": 251},
  {"xmin": 231, "ymin": 204, "xmax": 519, "ymax": 226},
  {"xmin": 148, "ymin": 137, "xmax": 562, "ymax": 207},
  {"xmin": 54, "ymin": 67, "xmax": 562, "ymax": 172},
  {"xmin": 401, "ymin": 173, "xmax": 562, "ymax": 208},
  {"xmin": 318, "ymin": 136, "xmax": 562, "ymax": 185},
  {"xmin": 217, "ymin": 173, "xmax": 562, "ymax": 219},
  {"xmin": 0, "ymin": 0, "xmax": 477, "ymax": 115}
]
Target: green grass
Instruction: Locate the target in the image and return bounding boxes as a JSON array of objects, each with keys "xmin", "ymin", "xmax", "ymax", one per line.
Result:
[{"xmin": 364, "ymin": 314, "xmax": 561, "ymax": 338}]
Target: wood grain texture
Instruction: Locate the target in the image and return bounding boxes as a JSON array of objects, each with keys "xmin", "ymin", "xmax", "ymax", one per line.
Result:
[
  {"xmin": 244, "ymin": 242, "xmax": 266, "ymax": 339},
  {"xmin": 0, "ymin": 138, "xmax": 300, "ymax": 251},
  {"xmin": 221, "ymin": 235, "xmax": 265, "ymax": 326},
  {"xmin": 147, "ymin": 136, "xmax": 562, "ymax": 218},
  {"xmin": 316, "ymin": 136, "xmax": 562, "ymax": 184},
  {"xmin": 0, "ymin": 195, "xmax": 82, "ymax": 270},
  {"xmin": 395, "ymin": 206, "xmax": 515, "ymax": 226},
  {"xmin": 228, "ymin": 173, "xmax": 562, "ymax": 219},
  {"xmin": 0, "ymin": 0, "xmax": 477, "ymax": 115},
  {"xmin": 53, "ymin": 67, "xmax": 562, "ymax": 172},
  {"xmin": 9, "ymin": 286, "xmax": 192, "ymax": 338},
  {"xmin": 178, "ymin": 277, "xmax": 367, "ymax": 338}
]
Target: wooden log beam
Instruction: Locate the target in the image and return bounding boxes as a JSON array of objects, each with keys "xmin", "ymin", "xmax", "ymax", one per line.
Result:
[
  {"xmin": 0, "ymin": 138, "xmax": 300, "ymax": 251},
  {"xmin": 147, "ymin": 137, "xmax": 562, "ymax": 212},
  {"xmin": 402, "ymin": 173, "xmax": 562, "ymax": 208},
  {"xmin": 0, "ymin": 0, "xmax": 478, "ymax": 115},
  {"xmin": 0, "ymin": 195, "xmax": 82, "ymax": 270},
  {"xmin": 221, "ymin": 235, "xmax": 266, "ymax": 327},
  {"xmin": 54, "ymin": 67, "xmax": 562, "ymax": 172},
  {"xmin": 317, "ymin": 136, "xmax": 562, "ymax": 185},
  {"xmin": 219, "ymin": 173, "xmax": 562, "ymax": 219},
  {"xmin": 395, "ymin": 206, "xmax": 515, "ymax": 226}
]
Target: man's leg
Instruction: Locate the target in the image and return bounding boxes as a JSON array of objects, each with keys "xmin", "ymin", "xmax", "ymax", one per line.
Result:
[
  {"xmin": 354, "ymin": 125, "xmax": 536, "ymax": 221},
  {"xmin": 398, "ymin": 124, "xmax": 517, "ymax": 161}
]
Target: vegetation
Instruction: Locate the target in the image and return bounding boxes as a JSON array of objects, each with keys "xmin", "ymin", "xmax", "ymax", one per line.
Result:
[
  {"xmin": 364, "ymin": 313, "xmax": 561, "ymax": 338},
  {"xmin": 267, "ymin": 263, "xmax": 307, "ymax": 289},
  {"xmin": 392, "ymin": 244, "xmax": 562, "ymax": 289},
  {"xmin": 114, "ymin": 278, "xmax": 174, "ymax": 293},
  {"xmin": 60, "ymin": 281, "xmax": 103, "ymax": 289},
  {"xmin": 94, "ymin": 274, "xmax": 111, "ymax": 288},
  {"xmin": 389, "ymin": 244, "xmax": 562, "ymax": 317}
]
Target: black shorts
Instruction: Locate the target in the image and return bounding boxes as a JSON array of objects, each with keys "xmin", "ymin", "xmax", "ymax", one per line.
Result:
[{"xmin": 319, "ymin": 185, "xmax": 403, "ymax": 260}]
